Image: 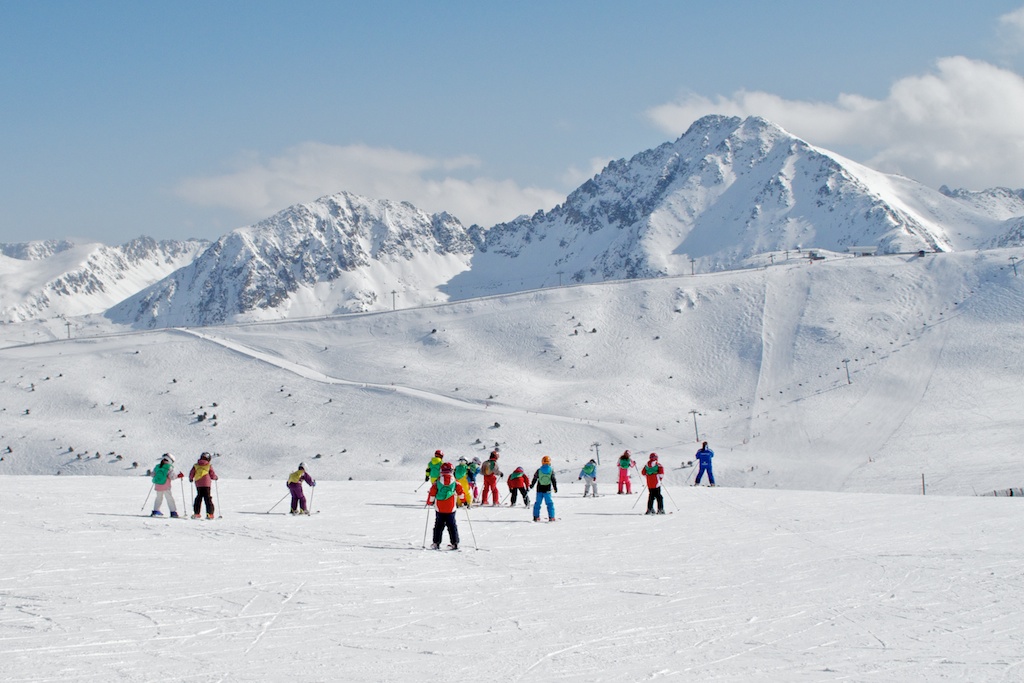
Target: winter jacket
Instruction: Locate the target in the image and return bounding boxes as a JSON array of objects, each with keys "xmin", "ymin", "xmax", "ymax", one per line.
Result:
[
  {"xmin": 466, "ymin": 461, "xmax": 480, "ymax": 483},
  {"xmin": 454, "ymin": 462, "xmax": 468, "ymax": 480},
  {"xmin": 507, "ymin": 468, "xmax": 530, "ymax": 490},
  {"xmin": 696, "ymin": 447, "xmax": 714, "ymax": 465},
  {"xmin": 189, "ymin": 458, "xmax": 218, "ymax": 487},
  {"xmin": 152, "ymin": 463, "xmax": 177, "ymax": 491},
  {"xmin": 426, "ymin": 474, "xmax": 467, "ymax": 514},
  {"xmin": 425, "ymin": 456, "xmax": 443, "ymax": 481},
  {"xmin": 482, "ymin": 457, "xmax": 502, "ymax": 478},
  {"xmin": 617, "ymin": 455, "xmax": 634, "ymax": 471},
  {"xmin": 579, "ymin": 462, "xmax": 597, "ymax": 479},
  {"xmin": 287, "ymin": 469, "xmax": 315, "ymax": 493},
  {"xmin": 531, "ymin": 465, "xmax": 558, "ymax": 494},
  {"xmin": 642, "ymin": 461, "xmax": 664, "ymax": 489}
]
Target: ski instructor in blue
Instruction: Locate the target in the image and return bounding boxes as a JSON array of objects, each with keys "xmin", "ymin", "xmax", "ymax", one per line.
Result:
[{"xmin": 694, "ymin": 442, "xmax": 715, "ymax": 486}]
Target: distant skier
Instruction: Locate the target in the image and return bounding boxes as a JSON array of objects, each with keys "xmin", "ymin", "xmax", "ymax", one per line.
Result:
[
  {"xmin": 426, "ymin": 462, "xmax": 467, "ymax": 549},
  {"xmin": 506, "ymin": 466, "xmax": 531, "ymax": 507},
  {"xmin": 694, "ymin": 442, "xmax": 715, "ymax": 486},
  {"xmin": 425, "ymin": 449, "xmax": 444, "ymax": 484},
  {"xmin": 531, "ymin": 456, "xmax": 558, "ymax": 522},
  {"xmin": 642, "ymin": 453, "xmax": 665, "ymax": 514},
  {"xmin": 287, "ymin": 463, "xmax": 316, "ymax": 515},
  {"xmin": 150, "ymin": 453, "xmax": 183, "ymax": 517},
  {"xmin": 467, "ymin": 456, "xmax": 481, "ymax": 501},
  {"xmin": 480, "ymin": 451, "xmax": 503, "ymax": 505},
  {"xmin": 616, "ymin": 450, "xmax": 635, "ymax": 494},
  {"xmin": 454, "ymin": 457, "xmax": 473, "ymax": 507},
  {"xmin": 189, "ymin": 452, "xmax": 218, "ymax": 519},
  {"xmin": 578, "ymin": 458, "xmax": 598, "ymax": 497}
]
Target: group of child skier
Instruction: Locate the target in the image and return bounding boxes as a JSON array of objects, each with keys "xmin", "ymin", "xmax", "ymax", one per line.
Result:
[
  {"xmin": 423, "ymin": 443, "xmax": 715, "ymax": 548},
  {"xmin": 146, "ymin": 442, "xmax": 715, "ymax": 542}
]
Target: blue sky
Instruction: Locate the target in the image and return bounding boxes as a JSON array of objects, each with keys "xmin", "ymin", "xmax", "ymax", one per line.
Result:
[{"xmin": 3, "ymin": 0, "xmax": 1024, "ymax": 244}]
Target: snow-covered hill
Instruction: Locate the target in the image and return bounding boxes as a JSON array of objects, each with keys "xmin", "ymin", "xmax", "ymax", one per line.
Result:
[
  {"xmin": 2, "ymin": 248, "xmax": 1021, "ymax": 497},
  {"xmin": 0, "ymin": 237, "xmax": 207, "ymax": 322},
  {"xmin": 106, "ymin": 192, "xmax": 475, "ymax": 328}
]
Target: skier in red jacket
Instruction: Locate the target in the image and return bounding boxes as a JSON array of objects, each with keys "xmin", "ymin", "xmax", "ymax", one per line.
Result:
[
  {"xmin": 425, "ymin": 462, "xmax": 467, "ymax": 549},
  {"xmin": 642, "ymin": 453, "xmax": 665, "ymax": 515}
]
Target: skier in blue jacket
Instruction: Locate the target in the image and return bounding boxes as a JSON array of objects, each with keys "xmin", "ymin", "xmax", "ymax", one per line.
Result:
[
  {"xmin": 694, "ymin": 442, "xmax": 715, "ymax": 486},
  {"xmin": 531, "ymin": 456, "xmax": 558, "ymax": 521}
]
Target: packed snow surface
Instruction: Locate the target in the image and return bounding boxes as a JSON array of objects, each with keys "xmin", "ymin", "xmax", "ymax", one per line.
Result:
[{"xmin": 2, "ymin": 478, "xmax": 1021, "ymax": 681}]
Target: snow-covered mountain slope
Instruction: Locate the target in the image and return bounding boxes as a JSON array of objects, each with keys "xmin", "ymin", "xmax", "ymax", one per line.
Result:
[
  {"xmin": 106, "ymin": 192, "xmax": 475, "ymax": 328},
  {"xmin": 940, "ymin": 184, "xmax": 1024, "ymax": 220},
  {"xmin": 448, "ymin": 115, "xmax": 1010, "ymax": 297},
  {"xmin": 2, "ymin": 248, "xmax": 1021, "ymax": 497},
  {"xmin": 0, "ymin": 237, "xmax": 207, "ymax": 322}
]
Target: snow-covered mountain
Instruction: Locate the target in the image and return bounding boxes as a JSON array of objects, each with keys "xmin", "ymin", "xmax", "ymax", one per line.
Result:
[
  {"xmin": 0, "ymin": 237, "xmax": 207, "ymax": 322},
  {"xmin": 106, "ymin": 192, "xmax": 475, "ymax": 328},
  {"xmin": 7, "ymin": 115, "xmax": 1024, "ymax": 328},
  {"xmin": 448, "ymin": 116, "xmax": 1016, "ymax": 297}
]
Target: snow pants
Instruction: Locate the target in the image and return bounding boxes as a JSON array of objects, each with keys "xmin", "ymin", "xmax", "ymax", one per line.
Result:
[
  {"xmin": 646, "ymin": 487, "xmax": 664, "ymax": 513},
  {"xmin": 481, "ymin": 475, "xmax": 500, "ymax": 505},
  {"xmin": 617, "ymin": 469, "xmax": 632, "ymax": 494},
  {"xmin": 695, "ymin": 463, "xmax": 715, "ymax": 485},
  {"xmin": 432, "ymin": 511, "xmax": 460, "ymax": 545},
  {"xmin": 509, "ymin": 486, "xmax": 530, "ymax": 506},
  {"xmin": 193, "ymin": 486, "xmax": 214, "ymax": 515},
  {"xmin": 288, "ymin": 482, "xmax": 307, "ymax": 512},
  {"xmin": 582, "ymin": 475, "xmax": 597, "ymax": 497},
  {"xmin": 457, "ymin": 476, "xmax": 473, "ymax": 506},
  {"xmin": 533, "ymin": 491, "xmax": 555, "ymax": 520},
  {"xmin": 154, "ymin": 488, "xmax": 177, "ymax": 513}
]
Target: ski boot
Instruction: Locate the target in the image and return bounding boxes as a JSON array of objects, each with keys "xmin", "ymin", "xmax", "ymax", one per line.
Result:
[
  {"xmin": 430, "ymin": 543, "xmax": 440, "ymax": 550},
  {"xmin": 170, "ymin": 511, "xmax": 180, "ymax": 518},
  {"xmin": 150, "ymin": 510, "xmax": 163, "ymax": 517},
  {"xmin": 207, "ymin": 513, "xmax": 215, "ymax": 520},
  {"xmin": 191, "ymin": 513, "xmax": 201, "ymax": 519}
]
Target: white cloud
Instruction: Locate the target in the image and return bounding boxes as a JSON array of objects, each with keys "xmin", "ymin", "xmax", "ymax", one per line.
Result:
[
  {"xmin": 998, "ymin": 6, "xmax": 1024, "ymax": 53},
  {"xmin": 647, "ymin": 56, "xmax": 1024, "ymax": 190},
  {"xmin": 175, "ymin": 142, "xmax": 564, "ymax": 227}
]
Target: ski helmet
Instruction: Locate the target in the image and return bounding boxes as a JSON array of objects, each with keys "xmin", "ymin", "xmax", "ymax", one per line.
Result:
[
  {"xmin": 490, "ymin": 451, "xmax": 499, "ymax": 459},
  {"xmin": 298, "ymin": 462, "xmax": 305, "ymax": 470},
  {"xmin": 435, "ymin": 449, "xmax": 444, "ymax": 457},
  {"xmin": 161, "ymin": 453, "xmax": 174, "ymax": 464},
  {"xmin": 541, "ymin": 456, "xmax": 551, "ymax": 465},
  {"xmin": 458, "ymin": 456, "xmax": 467, "ymax": 463},
  {"xmin": 472, "ymin": 457, "xmax": 481, "ymax": 464},
  {"xmin": 649, "ymin": 453, "xmax": 658, "ymax": 461},
  {"xmin": 200, "ymin": 452, "xmax": 211, "ymax": 460},
  {"xmin": 440, "ymin": 462, "xmax": 454, "ymax": 474}
]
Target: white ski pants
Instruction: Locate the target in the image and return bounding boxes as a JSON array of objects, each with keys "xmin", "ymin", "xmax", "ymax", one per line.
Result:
[
  {"xmin": 582, "ymin": 475, "xmax": 597, "ymax": 496},
  {"xmin": 154, "ymin": 488, "xmax": 177, "ymax": 513}
]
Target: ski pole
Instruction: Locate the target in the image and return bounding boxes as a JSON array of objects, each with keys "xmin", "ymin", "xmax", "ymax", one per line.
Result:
[
  {"xmin": 422, "ymin": 506, "xmax": 432, "ymax": 548},
  {"xmin": 499, "ymin": 490, "xmax": 510, "ymax": 506},
  {"xmin": 308, "ymin": 485, "xmax": 315, "ymax": 513},
  {"xmin": 662, "ymin": 484, "xmax": 680, "ymax": 511},
  {"xmin": 685, "ymin": 463, "xmax": 698, "ymax": 486},
  {"xmin": 267, "ymin": 492, "xmax": 289, "ymax": 513},
  {"xmin": 215, "ymin": 479, "xmax": 222, "ymax": 518},
  {"xmin": 463, "ymin": 505, "xmax": 479, "ymax": 550},
  {"xmin": 139, "ymin": 484, "xmax": 154, "ymax": 513},
  {"xmin": 414, "ymin": 478, "xmax": 428, "ymax": 493},
  {"xmin": 179, "ymin": 476, "xmax": 186, "ymax": 514}
]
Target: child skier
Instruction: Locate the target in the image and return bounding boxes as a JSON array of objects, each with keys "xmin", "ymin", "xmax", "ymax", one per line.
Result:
[
  {"xmin": 425, "ymin": 462, "xmax": 467, "ymax": 549},
  {"xmin": 467, "ymin": 457, "xmax": 481, "ymax": 502},
  {"xmin": 287, "ymin": 462, "xmax": 316, "ymax": 515},
  {"xmin": 642, "ymin": 453, "xmax": 665, "ymax": 514},
  {"xmin": 531, "ymin": 456, "xmax": 558, "ymax": 521},
  {"xmin": 151, "ymin": 453, "xmax": 183, "ymax": 517},
  {"xmin": 578, "ymin": 458, "xmax": 598, "ymax": 497},
  {"xmin": 694, "ymin": 442, "xmax": 715, "ymax": 486},
  {"xmin": 454, "ymin": 457, "xmax": 473, "ymax": 507},
  {"xmin": 189, "ymin": 452, "xmax": 218, "ymax": 519},
  {"xmin": 507, "ymin": 466, "xmax": 531, "ymax": 506},
  {"xmin": 480, "ymin": 451, "xmax": 503, "ymax": 505},
  {"xmin": 425, "ymin": 449, "xmax": 444, "ymax": 484},
  {"xmin": 616, "ymin": 450, "xmax": 635, "ymax": 494}
]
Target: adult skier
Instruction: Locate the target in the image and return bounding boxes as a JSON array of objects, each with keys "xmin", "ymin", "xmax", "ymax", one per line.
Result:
[
  {"xmin": 425, "ymin": 449, "xmax": 444, "ymax": 484},
  {"xmin": 506, "ymin": 466, "xmax": 531, "ymax": 507},
  {"xmin": 578, "ymin": 458, "xmax": 598, "ymax": 497},
  {"xmin": 616, "ymin": 450, "xmax": 635, "ymax": 494},
  {"xmin": 150, "ymin": 453, "xmax": 183, "ymax": 517},
  {"xmin": 531, "ymin": 456, "xmax": 558, "ymax": 522},
  {"xmin": 480, "ymin": 451, "xmax": 503, "ymax": 505},
  {"xmin": 642, "ymin": 453, "xmax": 665, "ymax": 514},
  {"xmin": 287, "ymin": 463, "xmax": 316, "ymax": 515},
  {"xmin": 425, "ymin": 462, "xmax": 467, "ymax": 549},
  {"xmin": 694, "ymin": 442, "xmax": 715, "ymax": 486},
  {"xmin": 189, "ymin": 452, "xmax": 218, "ymax": 519}
]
